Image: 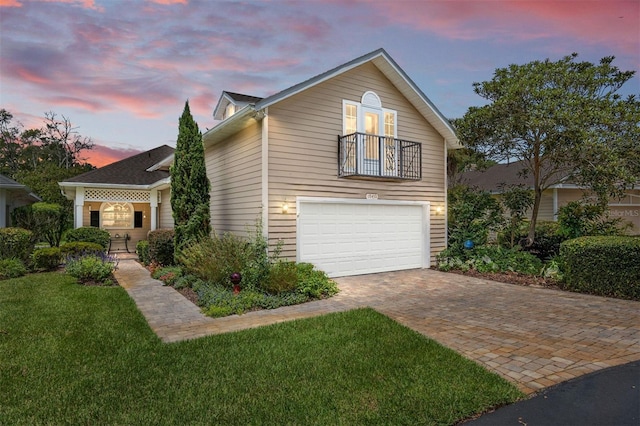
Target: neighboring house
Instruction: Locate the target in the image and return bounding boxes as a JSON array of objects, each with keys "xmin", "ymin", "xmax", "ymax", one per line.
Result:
[
  {"xmin": 459, "ymin": 160, "xmax": 640, "ymax": 234},
  {"xmin": 202, "ymin": 48, "xmax": 461, "ymax": 277},
  {"xmin": 0, "ymin": 174, "xmax": 41, "ymax": 228},
  {"xmin": 58, "ymin": 145, "xmax": 175, "ymax": 250}
]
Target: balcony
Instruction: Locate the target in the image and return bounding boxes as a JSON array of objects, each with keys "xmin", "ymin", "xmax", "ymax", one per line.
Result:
[{"xmin": 338, "ymin": 133, "xmax": 422, "ymax": 180}]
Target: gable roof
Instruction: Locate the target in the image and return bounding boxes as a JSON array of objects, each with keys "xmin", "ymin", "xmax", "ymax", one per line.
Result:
[
  {"xmin": 60, "ymin": 145, "xmax": 175, "ymax": 187},
  {"xmin": 204, "ymin": 48, "xmax": 460, "ymax": 149},
  {"xmin": 212, "ymin": 91, "xmax": 264, "ymax": 120}
]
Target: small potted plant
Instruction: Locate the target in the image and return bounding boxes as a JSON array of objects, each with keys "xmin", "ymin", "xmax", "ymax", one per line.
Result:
[{"xmin": 230, "ymin": 272, "xmax": 242, "ymax": 294}]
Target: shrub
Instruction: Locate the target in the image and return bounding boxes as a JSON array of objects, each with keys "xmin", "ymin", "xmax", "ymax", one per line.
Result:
[
  {"xmin": 151, "ymin": 266, "xmax": 183, "ymax": 286},
  {"xmin": 560, "ymin": 236, "xmax": 640, "ymax": 300},
  {"xmin": 136, "ymin": 240, "xmax": 150, "ymax": 265},
  {"xmin": 0, "ymin": 258, "xmax": 27, "ymax": 280},
  {"xmin": 0, "ymin": 227, "xmax": 34, "ymax": 263},
  {"xmin": 437, "ymin": 245, "xmax": 543, "ymax": 275},
  {"xmin": 147, "ymin": 229, "xmax": 175, "ymax": 266},
  {"xmin": 60, "ymin": 242, "xmax": 104, "ymax": 257},
  {"xmin": 65, "ymin": 252, "xmax": 118, "ymax": 285},
  {"xmin": 31, "ymin": 247, "xmax": 62, "ymax": 271},
  {"xmin": 31, "ymin": 202, "xmax": 65, "ymax": 247},
  {"xmin": 296, "ymin": 263, "xmax": 338, "ymax": 298},
  {"xmin": 447, "ymin": 185, "xmax": 503, "ymax": 255},
  {"xmin": 263, "ymin": 261, "xmax": 298, "ymax": 294},
  {"xmin": 557, "ymin": 201, "xmax": 630, "ymax": 239},
  {"xmin": 64, "ymin": 227, "xmax": 110, "ymax": 250},
  {"xmin": 178, "ymin": 232, "xmax": 249, "ymax": 289}
]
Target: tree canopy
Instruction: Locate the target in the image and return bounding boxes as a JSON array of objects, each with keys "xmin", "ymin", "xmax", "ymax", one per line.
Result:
[
  {"xmin": 455, "ymin": 53, "xmax": 640, "ymax": 244},
  {"xmin": 171, "ymin": 101, "xmax": 211, "ymax": 257}
]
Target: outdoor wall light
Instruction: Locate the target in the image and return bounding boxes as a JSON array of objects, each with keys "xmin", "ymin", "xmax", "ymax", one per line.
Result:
[
  {"xmin": 281, "ymin": 202, "xmax": 289, "ymax": 214},
  {"xmin": 88, "ymin": 204, "xmax": 92, "ymax": 211},
  {"xmin": 435, "ymin": 206, "xmax": 444, "ymax": 215}
]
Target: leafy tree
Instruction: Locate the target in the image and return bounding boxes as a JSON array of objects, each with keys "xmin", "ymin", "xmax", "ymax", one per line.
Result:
[
  {"xmin": 171, "ymin": 101, "xmax": 211, "ymax": 258},
  {"xmin": 456, "ymin": 53, "xmax": 640, "ymax": 245},
  {"xmin": 446, "ymin": 144, "xmax": 496, "ymax": 186}
]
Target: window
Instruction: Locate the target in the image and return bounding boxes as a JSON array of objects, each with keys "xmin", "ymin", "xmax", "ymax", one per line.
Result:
[
  {"xmin": 100, "ymin": 202, "xmax": 134, "ymax": 229},
  {"xmin": 90, "ymin": 211, "xmax": 100, "ymax": 228},
  {"xmin": 342, "ymin": 92, "xmax": 397, "ymax": 138},
  {"xmin": 134, "ymin": 211, "xmax": 143, "ymax": 228},
  {"xmin": 224, "ymin": 103, "xmax": 236, "ymax": 119}
]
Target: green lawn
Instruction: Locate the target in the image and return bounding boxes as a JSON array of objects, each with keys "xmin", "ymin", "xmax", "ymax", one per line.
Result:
[{"xmin": 0, "ymin": 273, "xmax": 523, "ymax": 425}]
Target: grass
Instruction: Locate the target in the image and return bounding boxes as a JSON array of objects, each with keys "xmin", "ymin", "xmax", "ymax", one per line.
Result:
[{"xmin": 0, "ymin": 273, "xmax": 524, "ymax": 425}]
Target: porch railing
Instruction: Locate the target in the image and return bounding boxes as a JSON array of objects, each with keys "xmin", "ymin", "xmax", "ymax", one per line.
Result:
[{"xmin": 338, "ymin": 132, "xmax": 422, "ymax": 180}]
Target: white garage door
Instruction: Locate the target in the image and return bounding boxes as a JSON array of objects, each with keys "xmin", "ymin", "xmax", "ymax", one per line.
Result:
[{"xmin": 297, "ymin": 198, "xmax": 429, "ymax": 277}]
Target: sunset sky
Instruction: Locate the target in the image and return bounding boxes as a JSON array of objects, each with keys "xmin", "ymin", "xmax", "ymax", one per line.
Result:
[{"xmin": 1, "ymin": 0, "xmax": 638, "ymax": 167}]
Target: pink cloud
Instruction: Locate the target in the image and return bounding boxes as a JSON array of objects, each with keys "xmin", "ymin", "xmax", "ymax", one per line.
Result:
[
  {"xmin": 372, "ymin": 0, "xmax": 639, "ymax": 55},
  {"xmin": 0, "ymin": 0, "xmax": 22, "ymax": 7},
  {"xmin": 149, "ymin": 0, "xmax": 187, "ymax": 4},
  {"xmin": 86, "ymin": 144, "xmax": 143, "ymax": 168}
]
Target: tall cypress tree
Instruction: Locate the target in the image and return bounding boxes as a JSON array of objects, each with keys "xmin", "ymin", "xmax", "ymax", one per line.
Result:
[{"xmin": 171, "ymin": 101, "xmax": 211, "ymax": 258}]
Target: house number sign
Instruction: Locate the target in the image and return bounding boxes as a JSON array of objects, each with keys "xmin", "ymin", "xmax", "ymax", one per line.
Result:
[{"xmin": 366, "ymin": 193, "xmax": 379, "ymax": 200}]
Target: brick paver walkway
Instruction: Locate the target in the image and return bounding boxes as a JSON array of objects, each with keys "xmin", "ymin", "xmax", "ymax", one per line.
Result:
[{"xmin": 114, "ymin": 259, "xmax": 640, "ymax": 394}]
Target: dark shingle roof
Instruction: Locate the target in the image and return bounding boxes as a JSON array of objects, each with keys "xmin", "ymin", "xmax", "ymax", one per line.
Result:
[
  {"xmin": 459, "ymin": 159, "xmax": 571, "ymax": 192},
  {"xmin": 224, "ymin": 91, "xmax": 263, "ymax": 103},
  {"xmin": 63, "ymin": 145, "xmax": 174, "ymax": 185}
]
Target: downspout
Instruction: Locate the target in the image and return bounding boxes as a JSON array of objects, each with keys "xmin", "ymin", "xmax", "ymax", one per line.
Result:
[{"xmin": 261, "ymin": 108, "xmax": 269, "ymax": 239}]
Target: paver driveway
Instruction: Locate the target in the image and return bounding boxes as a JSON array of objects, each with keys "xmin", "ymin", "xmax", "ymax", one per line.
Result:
[{"xmin": 115, "ymin": 261, "xmax": 640, "ymax": 394}]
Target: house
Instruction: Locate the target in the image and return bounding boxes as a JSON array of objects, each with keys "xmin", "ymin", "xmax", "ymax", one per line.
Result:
[
  {"xmin": 0, "ymin": 174, "xmax": 41, "ymax": 228},
  {"xmin": 58, "ymin": 145, "xmax": 175, "ymax": 250},
  {"xmin": 459, "ymin": 160, "xmax": 640, "ymax": 234},
  {"xmin": 202, "ymin": 48, "xmax": 461, "ymax": 277}
]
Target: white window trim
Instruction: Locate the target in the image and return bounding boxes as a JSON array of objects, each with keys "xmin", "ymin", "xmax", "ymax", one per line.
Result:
[{"xmin": 342, "ymin": 93, "xmax": 397, "ymax": 138}]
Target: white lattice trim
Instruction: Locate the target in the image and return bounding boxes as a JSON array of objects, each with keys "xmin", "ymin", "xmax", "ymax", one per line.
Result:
[{"xmin": 85, "ymin": 188, "xmax": 150, "ymax": 202}]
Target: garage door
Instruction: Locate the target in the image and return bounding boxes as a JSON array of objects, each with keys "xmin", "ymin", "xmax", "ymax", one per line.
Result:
[{"xmin": 297, "ymin": 198, "xmax": 429, "ymax": 277}]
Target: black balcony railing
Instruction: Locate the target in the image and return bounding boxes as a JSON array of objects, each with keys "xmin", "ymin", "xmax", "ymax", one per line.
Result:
[{"xmin": 338, "ymin": 133, "xmax": 422, "ymax": 180}]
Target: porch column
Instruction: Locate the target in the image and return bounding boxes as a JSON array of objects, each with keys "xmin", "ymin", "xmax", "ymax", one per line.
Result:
[
  {"xmin": 150, "ymin": 189, "xmax": 158, "ymax": 231},
  {"xmin": 75, "ymin": 187, "xmax": 85, "ymax": 228}
]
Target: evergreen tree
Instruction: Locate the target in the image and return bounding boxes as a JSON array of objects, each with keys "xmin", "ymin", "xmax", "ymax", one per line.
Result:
[{"xmin": 171, "ymin": 101, "xmax": 211, "ymax": 258}]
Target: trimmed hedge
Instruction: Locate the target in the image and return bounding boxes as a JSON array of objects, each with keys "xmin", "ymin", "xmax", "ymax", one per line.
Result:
[
  {"xmin": 65, "ymin": 227, "xmax": 110, "ymax": 250},
  {"xmin": 0, "ymin": 227, "xmax": 34, "ymax": 263},
  {"xmin": 60, "ymin": 242, "xmax": 104, "ymax": 257},
  {"xmin": 32, "ymin": 247, "xmax": 62, "ymax": 271},
  {"xmin": 136, "ymin": 240, "xmax": 150, "ymax": 265},
  {"xmin": 0, "ymin": 258, "xmax": 27, "ymax": 280},
  {"xmin": 560, "ymin": 236, "xmax": 640, "ymax": 300},
  {"xmin": 148, "ymin": 229, "xmax": 175, "ymax": 266}
]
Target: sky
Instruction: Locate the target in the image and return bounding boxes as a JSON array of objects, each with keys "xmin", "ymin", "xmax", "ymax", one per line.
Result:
[{"xmin": 1, "ymin": 0, "xmax": 638, "ymax": 167}]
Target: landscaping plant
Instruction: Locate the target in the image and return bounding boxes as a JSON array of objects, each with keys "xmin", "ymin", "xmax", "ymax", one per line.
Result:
[
  {"xmin": 0, "ymin": 227, "xmax": 34, "ymax": 263},
  {"xmin": 0, "ymin": 258, "xmax": 27, "ymax": 280},
  {"xmin": 65, "ymin": 252, "xmax": 118, "ymax": 285},
  {"xmin": 31, "ymin": 247, "xmax": 62, "ymax": 271},
  {"xmin": 64, "ymin": 226, "xmax": 110, "ymax": 250}
]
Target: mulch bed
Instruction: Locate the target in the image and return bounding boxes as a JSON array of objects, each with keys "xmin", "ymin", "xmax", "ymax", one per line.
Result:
[{"xmin": 447, "ymin": 269, "xmax": 561, "ymax": 289}]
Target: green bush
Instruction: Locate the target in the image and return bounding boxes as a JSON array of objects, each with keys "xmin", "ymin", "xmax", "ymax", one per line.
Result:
[
  {"xmin": 447, "ymin": 185, "xmax": 503, "ymax": 255},
  {"xmin": 558, "ymin": 201, "xmax": 630, "ymax": 239},
  {"xmin": 0, "ymin": 227, "xmax": 34, "ymax": 263},
  {"xmin": 263, "ymin": 261, "xmax": 298, "ymax": 294},
  {"xmin": 65, "ymin": 252, "xmax": 118, "ymax": 285},
  {"xmin": 560, "ymin": 236, "xmax": 640, "ymax": 300},
  {"xmin": 151, "ymin": 266, "xmax": 183, "ymax": 286},
  {"xmin": 64, "ymin": 227, "xmax": 110, "ymax": 250},
  {"xmin": 60, "ymin": 242, "xmax": 104, "ymax": 257},
  {"xmin": 136, "ymin": 240, "xmax": 150, "ymax": 265},
  {"xmin": 148, "ymin": 229, "xmax": 175, "ymax": 266},
  {"xmin": 31, "ymin": 202, "xmax": 65, "ymax": 247},
  {"xmin": 31, "ymin": 247, "xmax": 62, "ymax": 271},
  {"xmin": 0, "ymin": 258, "xmax": 27, "ymax": 280},
  {"xmin": 296, "ymin": 263, "xmax": 338, "ymax": 298},
  {"xmin": 437, "ymin": 245, "xmax": 543, "ymax": 275}
]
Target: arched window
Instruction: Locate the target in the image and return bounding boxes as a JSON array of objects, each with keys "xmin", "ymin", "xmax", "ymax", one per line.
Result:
[{"xmin": 100, "ymin": 202, "xmax": 134, "ymax": 229}]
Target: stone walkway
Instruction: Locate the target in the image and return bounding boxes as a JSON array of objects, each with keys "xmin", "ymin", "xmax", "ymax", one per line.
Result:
[{"xmin": 113, "ymin": 259, "xmax": 640, "ymax": 394}]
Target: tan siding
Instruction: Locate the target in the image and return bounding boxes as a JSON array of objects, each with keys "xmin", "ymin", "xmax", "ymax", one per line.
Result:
[
  {"xmin": 206, "ymin": 123, "xmax": 263, "ymax": 236},
  {"xmin": 158, "ymin": 188, "xmax": 174, "ymax": 229},
  {"xmin": 267, "ymin": 62, "xmax": 447, "ymax": 264},
  {"xmin": 537, "ymin": 190, "xmax": 555, "ymax": 221}
]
